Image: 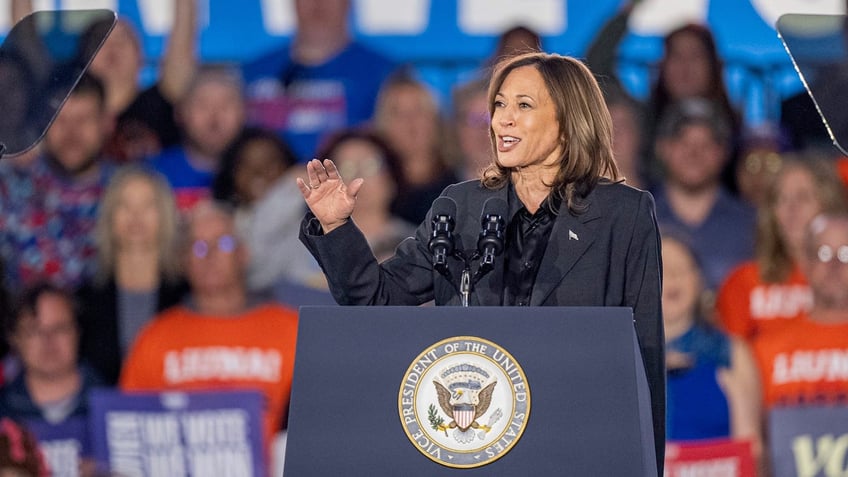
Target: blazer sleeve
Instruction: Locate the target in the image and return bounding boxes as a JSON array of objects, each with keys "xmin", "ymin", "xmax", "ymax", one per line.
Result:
[
  {"xmin": 625, "ymin": 191, "xmax": 665, "ymax": 473},
  {"xmin": 298, "ymin": 212, "xmax": 437, "ymax": 306}
]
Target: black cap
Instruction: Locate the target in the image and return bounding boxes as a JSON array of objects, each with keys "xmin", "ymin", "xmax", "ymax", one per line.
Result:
[{"xmin": 657, "ymin": 98, "xmax": 732, "ymax": 146}]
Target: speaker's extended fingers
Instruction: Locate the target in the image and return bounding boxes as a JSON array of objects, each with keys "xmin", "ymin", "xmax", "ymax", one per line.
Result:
[
  {"xmin": 324, "ymin": 159, "xmax": 342, "ymax": 181},
  {"xmin": 313, "ymin": 158, "xmax": 330, "ymax": 182},
  {"xmin": 305, "ymin": 159, "xmax": 323, "ymax": 187}
]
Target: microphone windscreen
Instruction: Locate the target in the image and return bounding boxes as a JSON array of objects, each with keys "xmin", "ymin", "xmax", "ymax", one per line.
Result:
[
  {"xmin": 481, "ymin": 197, "xmax": 508, "ymax": 220},
  {"xmin": 432, "ymin": 196, "xmax": 457, "ymax": 219}
]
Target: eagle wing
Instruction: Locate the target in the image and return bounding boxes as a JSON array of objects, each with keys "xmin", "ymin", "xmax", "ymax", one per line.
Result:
[
  {"xmin": 474, "ymin": 381, "xmax": 497, "ymax": 418},
  {"xmin": 434, "ymin": 381, "xmax": 453, "ymax": 416}
]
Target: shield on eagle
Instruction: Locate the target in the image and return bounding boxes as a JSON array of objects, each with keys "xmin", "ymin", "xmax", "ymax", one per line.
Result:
[{"xmin": 434, "ymin": 363, "xmax": 497, "ymax": 432}]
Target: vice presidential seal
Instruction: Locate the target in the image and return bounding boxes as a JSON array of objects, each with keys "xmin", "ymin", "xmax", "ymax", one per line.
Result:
[{"xmin": 398, "ymin": 336, "xmax": 530, "ymax": 468}]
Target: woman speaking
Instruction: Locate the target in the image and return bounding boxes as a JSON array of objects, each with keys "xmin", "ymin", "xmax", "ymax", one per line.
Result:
[{"xmin": 297, "ymin": 52, "xmax": 664, "ymax": 471}]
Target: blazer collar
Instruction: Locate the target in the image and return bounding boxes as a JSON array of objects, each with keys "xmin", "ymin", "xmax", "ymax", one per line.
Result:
[{"xmin": 530, "ymin": 190, "xmax": 602, "ymax": 306}]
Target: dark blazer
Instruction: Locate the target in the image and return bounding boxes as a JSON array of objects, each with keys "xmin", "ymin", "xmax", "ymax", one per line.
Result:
[
  {"xmin": 301, "ymin": 179, "xmax": 665, "ymax": 471},
  {"xmin": 76, "ymin": 278, "xmax": 188, "ymax": 386}
]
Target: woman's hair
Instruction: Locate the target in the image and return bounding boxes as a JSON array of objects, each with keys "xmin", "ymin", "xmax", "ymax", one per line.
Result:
[
  {"xmin": 94, "ymin": 167, "xmax": 181, "ymax": 285},
  {"xmin": 756, "ymin": 155, "xmax": 848, "ymax": 282},
  {"xmin": 212, "ymin": 127, "xmax": 298, "ymax": 205},
  {"xmin": 482, "ymin": 52, "xmax": 619, "ymax": 214},
  {"xmin": 650, "ymin": 24, "xmax": 737, "ymax": 138},
  {"xmin": 0, "ymin": 418, "xmax": 48, "ymax": 476},
  {"xmin": 374, "ymin": 67, "xmax": 439, "ymax": 126}
]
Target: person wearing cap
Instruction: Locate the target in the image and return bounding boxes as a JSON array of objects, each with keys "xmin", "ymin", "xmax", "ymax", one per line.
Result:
[{"xmin": 652, "ymin": 97, "xmax": 755, "ymax": 292}]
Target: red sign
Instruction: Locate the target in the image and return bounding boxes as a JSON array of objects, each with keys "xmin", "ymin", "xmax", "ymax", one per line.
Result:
[{"xmin": 665, "ymin": 438, "xmax": 757, "ymax": 477}]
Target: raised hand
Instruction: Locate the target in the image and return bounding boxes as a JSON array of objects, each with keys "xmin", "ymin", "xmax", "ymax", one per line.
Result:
[{"xmin": 296, "ymin": 158, "xmax": 364, "ymax": 234}]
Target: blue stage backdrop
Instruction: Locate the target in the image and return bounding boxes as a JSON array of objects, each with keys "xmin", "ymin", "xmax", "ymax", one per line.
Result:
[{"xmin": 1, "ymin": 0, "xmax": 845, "ymax": 124}]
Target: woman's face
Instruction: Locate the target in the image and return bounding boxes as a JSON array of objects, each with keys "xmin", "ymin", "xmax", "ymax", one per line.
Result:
[
  {"xmin": 662, "ymin": 31, "xmax": 713, "ymax": 100},
  {"xmin": 379, "ymin": 84, "xmax": 438, "ymax": 159},
  {"xmin": 112, "ymin": 176, "xmax": 161, "ymax": 251},
  {"xmin": 491, "ymin": 65, "xmax": 563, "ymax": 173},
  {"xmin": 89, "ymin": 20, "xmax": 142, "ymax": 87},
  {"xmin": 661, "ymin": 239, "xmax": 702, "ymax": 327},
  {"xmin": 456, "ymin": 90, "xmax": 493, "ymax": 178},
  {"xmin": 333, "ymin": 138, "xmax": 394, "ymax": 212},
  {"xmin": 658, "ymin": 123, "xmax": 726, "ymax": 192},
  {"xmin": 774, "ymin": 166, "xmax": 822, "ymax": 253},
  {"xmin": 233, "ymin": 138, "xmax": 288, "ymax": 205}
]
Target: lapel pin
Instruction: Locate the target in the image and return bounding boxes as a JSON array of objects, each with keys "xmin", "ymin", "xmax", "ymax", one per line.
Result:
[{"xmin": 569, "ymin": 230, "xmax": 578, "ymax": 241}]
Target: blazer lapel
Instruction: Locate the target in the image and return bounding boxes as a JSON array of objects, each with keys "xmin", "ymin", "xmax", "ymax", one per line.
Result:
[{"xmin": 530, "ymin": 197, "xmax": 601, "ymax": 306}]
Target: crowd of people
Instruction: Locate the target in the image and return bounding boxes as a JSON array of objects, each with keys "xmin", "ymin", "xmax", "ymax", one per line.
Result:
[{"xmin": 0, "ymin": 0, "xmax": 845, "ymax": 475}]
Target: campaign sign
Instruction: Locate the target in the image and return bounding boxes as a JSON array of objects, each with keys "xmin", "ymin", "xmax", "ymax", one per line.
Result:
[
  {"xmin": 25, "ymin": 417, "xmax": 89, "ymax": 477},
  {"xmin": 769, "ymin": 406, "xmax": 848, "ymax": 477},
  {"xmin": 88, "ymin": 389, "xmax": 265, "ymax": 477},
  {"xmin": 664, "ymin": 438, "xmax": 756, "ymax": 477}
]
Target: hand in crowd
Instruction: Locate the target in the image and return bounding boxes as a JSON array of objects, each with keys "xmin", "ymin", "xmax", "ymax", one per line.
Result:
[{"xmin": 297, "ymin": 159, "xmax": 364, "ymax": 234}]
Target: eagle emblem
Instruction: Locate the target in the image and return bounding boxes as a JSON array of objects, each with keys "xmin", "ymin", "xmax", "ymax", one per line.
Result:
[{"xmin": 430, "ymin": 363, "xmax": 502, "ymax": 443}]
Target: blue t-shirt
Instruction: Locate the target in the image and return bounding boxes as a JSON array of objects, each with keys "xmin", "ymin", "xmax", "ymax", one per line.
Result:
[
  {"xmin": 666, "ymin": 324, "xmax": 732, "ymax": 441},
  {"xmin": 147, "ymin": 145, "xmax": 215, "ymax": 190},
  {"xmin": 652, "ymin": 185, "xmax": 755, "ymax": 290},
  {"xmin": 242, "ymin": 41, "xmax": 397, "ymax": 162}
]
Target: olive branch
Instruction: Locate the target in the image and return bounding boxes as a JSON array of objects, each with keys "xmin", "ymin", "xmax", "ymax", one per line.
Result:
[{"xmin": 428, "ymin": 404, "xmax": 447, "ymax": 436}]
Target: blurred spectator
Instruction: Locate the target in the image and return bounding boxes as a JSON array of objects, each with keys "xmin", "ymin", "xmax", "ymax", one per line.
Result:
[
  {"xmin": 0, "ymin": 73, "xmax": 115, "ymax": 291},
  {"xmin": 76, "ymin": 168, "xmax": 188, "ymax": 386},
  {"xmin": 484, "ymin": 25, "xmax": 542, "ymax": 72},
  {"xmin": 734, "ymin": 124, "xmax": 786, "ymax": 208},
  {"xmin": 213, "ymin": 128, "xmax": 323, "ymax": 291},
  {"xmin": 584, "ymin": 1, "xmax": 633, "ymax": 97},
  {"xmin": 316, "ymin": 129, "xmax": 415, "ymax": 261},
  {"xmin": 662, "ymin": 235, "xmax": 761, "ymax": 450},
  {"xmin": 91, "ymin": 4, "xmax": 197, "ymax": 163},
  {"xmin": 586, "ymin": 7, "xmax": 740, "ymax": 187},
  {"xmin": 606, "ymin": 86, "xmax": 646, "ymax": 190},
  {"xmin": 649, "ymin": 24, "xmax": 741, "ymax": 187},
  {"xmin": 449, "ymin": 77, "xmax": 493, "ymax": 181},
  {"xmin": 718, "ymin": 156, "xmax": 847, "ymax": 342},
  {"xmin": 0, "ymin": 283, "xmax": 102, "ymax": 431},
  {"xmin": 652, "ymin": 98, "xmax": 755, "ymax": 291},
  {"xmin": 374, "ymin": 70, "xmax": 458, "ymax": 224},
  {"xmin": 13, "ymin": 0, "xmax": 199, "ymax": 163},
  {"xmin": 147, "ymin": 66, "xmax": 246, "ymax": 209},
  {"xmin": 754, "ymin": 213, "xmax": 848, "ymax": 408},
  {"xmin": 120, "ymin": 201, "xmax": 298, "ymax": 451},
  {"xmin": 583, "ymin": 4, "xmax": 648, "ymax": 190},
  {"xmin": 0, "ymin": 418, "xmax": 47, "ymax": 477},
  {"xmin": 242, "ymin": 0, "xmax": 396, "ymax": 162}
]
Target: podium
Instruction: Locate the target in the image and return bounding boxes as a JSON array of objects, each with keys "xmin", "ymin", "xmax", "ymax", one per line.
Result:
[{"xmin": 284, "ymin": 306, "xmax": 657, "ymax": 476}]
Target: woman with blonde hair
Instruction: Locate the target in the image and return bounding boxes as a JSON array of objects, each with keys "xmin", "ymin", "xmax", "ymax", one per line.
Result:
[
  {"xmin": 76, "ymin": 167, "xmax": 187, "ymax": 385},
  {"xmin": 717, "ymin": 155, "xmax": 848, "ymax": 341}
]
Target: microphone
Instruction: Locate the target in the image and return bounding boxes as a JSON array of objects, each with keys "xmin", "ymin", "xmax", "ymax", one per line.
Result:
[
  {"xmin": 477, "ymin": 197, "xmax": 508, "ymax": 270},
  {"xmin": 428, "ymin": 197, "xmax": 457, "ymax": 272}
]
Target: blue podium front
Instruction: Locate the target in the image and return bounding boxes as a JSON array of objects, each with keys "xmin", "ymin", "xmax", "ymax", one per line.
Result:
[{"xmin": 284, "ymin": 306, "xmax": 656, "ymax": 476}]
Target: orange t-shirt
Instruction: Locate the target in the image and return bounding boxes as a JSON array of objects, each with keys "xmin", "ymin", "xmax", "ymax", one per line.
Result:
[
  {"xmin": 753, "ymin": 316, "xmax": 848, "ymax": 408},
  {"xmin": 120, "ymin": 303, "xmax": 299, "ymax": 446},
  {"xmin": 716, "ymin": 261, "xmax": 811, "ymax": 341}
]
